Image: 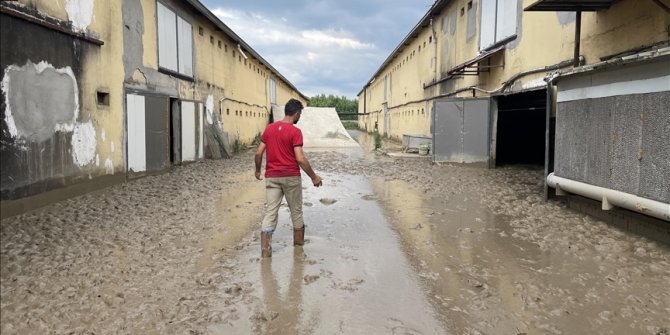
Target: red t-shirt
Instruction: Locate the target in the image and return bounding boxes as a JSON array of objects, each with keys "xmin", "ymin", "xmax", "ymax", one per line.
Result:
[{"xmin": 261, "ymin": 121, "xmax": 303, "ymax": 178}]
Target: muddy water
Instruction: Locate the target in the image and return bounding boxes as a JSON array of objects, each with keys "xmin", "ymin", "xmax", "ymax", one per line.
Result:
[
  {"xmin": 207, "ymin": 172, "xmax": 445, "ymax": 334},
  {"xmin": 341, "ymin": 131, "xmax": 670, "ymax": 334},
  {"xmin": 1, "ymin": 132, "xmax": 669, "ymax": 334}
]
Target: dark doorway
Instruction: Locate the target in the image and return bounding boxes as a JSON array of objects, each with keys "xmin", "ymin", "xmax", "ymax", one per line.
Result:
[
  {"xmin": 170, "ymin": 98, "xmax": 181, "ymax": 164},
  {"xmin": 495, "ymin": 90, "xmax": 546, "ymax": 166}
]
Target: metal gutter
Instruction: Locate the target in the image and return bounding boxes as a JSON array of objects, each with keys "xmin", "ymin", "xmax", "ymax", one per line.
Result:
[
  {"xmin": 550, "ymin": 47, "xmax": 670, "ymax": 82},
  {"xmin": 524, "ymin": 0, "xmax": 617, "ymax": 12},
  {"xmin": 182, "ymin": 0, "xmax": 308, "ymax": 101}
]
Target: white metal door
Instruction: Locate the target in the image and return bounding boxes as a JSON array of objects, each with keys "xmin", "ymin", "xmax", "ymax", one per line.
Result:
[{"xmin": 127, "ymin": 94, "xmax": 146, "ymax": 172}]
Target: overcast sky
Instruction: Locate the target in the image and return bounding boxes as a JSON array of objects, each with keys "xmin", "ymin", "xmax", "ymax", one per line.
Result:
[{"xmin": 202, "ymin": 0, "xmax": 435, "ymax": 99}]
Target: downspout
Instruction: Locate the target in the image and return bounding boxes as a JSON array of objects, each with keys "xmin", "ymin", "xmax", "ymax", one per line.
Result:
[
  {"xmin": 218, "ymin": 96, "xmax": 225, "ymax": 130},
  {"xmin": 574, "ymin": 11, "xmax": 582, "ymax": 67},
  {"xmin": 237, "ymin": 44, "xmax": 248, "ymax": 60},
  {"xmin": 364, "ymin": 87, "xmax": 367, "ymax": 114},
  {"xmin": 547, "ymin": 173, "xmax": 670, "ymax": 221},
  {"xmin": 431, "ymin": 17, "xmax": 438, "ymax": 97},
  {"xmin": 363, "ymin": 87, "xmax": 367, "ymax": 129},
  {"xmin": 543, "ymin": 82, "xmax": 553, "ymax": 201},
  {"xmin": 430, "ymin": 16, "xmax": 438, "ymax": 135}
]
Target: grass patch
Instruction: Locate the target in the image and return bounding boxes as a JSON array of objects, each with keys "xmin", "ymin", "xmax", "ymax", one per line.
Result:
[
  {"xmin": 373, "ymin": 131, "xmax": 382, "ymax": 150},
  {"xmin": 252, "ymin": 132, "xmax": 262, "ymax": 145},
  {"xmin": 342, "ymin": 121, "xmax": 360, "ymax": 130},
  {"xmin": 232, "ymin": 136, "xmax": 243, "ymax": 153}
]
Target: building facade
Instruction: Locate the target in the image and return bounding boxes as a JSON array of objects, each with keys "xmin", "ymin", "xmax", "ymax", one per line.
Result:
[
  {"xmin": 0, "ymin": 0, "xmax": 307, "ymax": 218},
  {"xmin": 358, "ymin": 0, "xmax": 669, "ymax": 225}
]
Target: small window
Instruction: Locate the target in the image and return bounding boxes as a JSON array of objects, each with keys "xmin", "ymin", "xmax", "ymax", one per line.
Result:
[
  {"xmin": 210, "ymin": 35, "xmax": 214, "ymax": 44},
  {"xmin": 429, "ymin": 36, "xmax": 432, "ymax": 43},
  {"xmin": 461, "ymin": 7, "xmax": 465, "ymax": 16},
  {"xmin": 468, "ymin": 1, "xmax": 473, "ymax": 10},
  {"xmin": 225, "ymin": 44, "xmax": 228, "ymax": 52},
  {"xmin": 97, "ymin": 91, "xmax": 109, "ymax": 106},
  {"xmin": 198, "ymin": 26, "xmax": 204, "ymax": 36},
  {"xmin": 218, "ymin": 40, "xmax": 222, "ymax": 48},
  {"xmin": 226, "ymin": 108, "xmax": 230, "ymax": 115}
]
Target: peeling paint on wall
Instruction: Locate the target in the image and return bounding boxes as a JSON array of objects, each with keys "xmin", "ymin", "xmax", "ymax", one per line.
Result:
[
  {"xmin": 2, "ymin": 60, "xmax": 79, "ymax": 143},
  {"xmin": 71, "ymin": 121, "xmax": 97, "ymax": 166},
  {"xmin": 557, "ymin": 12, "xmax": 576, "ymax": 26},
  {"xmin": 66, "ymin": 0, "xmax": 95, "ymax": 32},
  {"xmin": 206, "ymin": 95, "xmax": 214, "ymax": 124}
]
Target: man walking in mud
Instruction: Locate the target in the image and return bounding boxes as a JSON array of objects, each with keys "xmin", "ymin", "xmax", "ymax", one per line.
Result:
[{"xmin": 255, "ymin": 98, "xmax": 323, "ymax": 258}]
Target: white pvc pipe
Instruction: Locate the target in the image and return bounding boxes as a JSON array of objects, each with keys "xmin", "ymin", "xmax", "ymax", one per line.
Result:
[{"xmin": 547, "ymin": 173, "xmax": 670, "ymax": 222}]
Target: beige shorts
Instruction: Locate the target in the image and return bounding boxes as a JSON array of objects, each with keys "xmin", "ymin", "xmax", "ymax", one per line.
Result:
[{"xmin": 261, "ymin": 176, "xmax": 303, "ymax": 232}]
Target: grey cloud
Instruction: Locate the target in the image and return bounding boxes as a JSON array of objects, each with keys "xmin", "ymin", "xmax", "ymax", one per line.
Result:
[{"xmin": 203, "ymin": 0, "xmax": 433, "ymax": 98}]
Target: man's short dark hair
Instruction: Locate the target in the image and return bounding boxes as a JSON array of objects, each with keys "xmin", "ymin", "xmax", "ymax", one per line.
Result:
[{"xmin": 285, "ymin": 99, "xmax": 303, "ymax": 116}]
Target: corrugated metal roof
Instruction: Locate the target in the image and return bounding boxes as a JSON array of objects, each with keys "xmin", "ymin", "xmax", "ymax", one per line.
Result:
[{"xmin": 524, "ymin": 0, "xmax": 618, "ymax": 12}]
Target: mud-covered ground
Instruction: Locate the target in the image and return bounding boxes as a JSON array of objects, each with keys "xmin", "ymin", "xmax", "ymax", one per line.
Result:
[{"xmin": 1, "ymin": 132, "xmax": 669, "ymax": 334}]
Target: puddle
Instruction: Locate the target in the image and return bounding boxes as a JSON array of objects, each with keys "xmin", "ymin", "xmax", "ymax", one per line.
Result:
[
  {"xmin": 197, "ymin": 172, "xmax": 265, "ymax": 270},
  {"xmin": 207, "ymin": 173, "xmax": 447, "ymax": 334},
  {"xmin": 371, "ymin": 177, "xmax": 670, "ymax": 335}
]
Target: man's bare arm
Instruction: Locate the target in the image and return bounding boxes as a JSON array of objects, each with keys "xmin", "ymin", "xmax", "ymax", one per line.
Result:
[
  {"xmin": 254, "ymin": 142, "xmax": 266, "ymax": 180},
  {"xmin": 294, "ymin": 146, "xmax": 322, "ymax": 187}
]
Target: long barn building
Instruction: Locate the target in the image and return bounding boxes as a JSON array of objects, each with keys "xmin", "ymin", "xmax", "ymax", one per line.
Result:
[
  {"xmin": 1, "ymin": 0, "xmax": 307, "ymax": 218},
  {"xmin": 358, "ymin": 0, "xmax": 670, "ymax": 238}
]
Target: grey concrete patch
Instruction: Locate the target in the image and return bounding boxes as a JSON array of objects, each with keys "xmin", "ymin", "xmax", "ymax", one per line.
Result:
[
  {"xmin": 122, "ymin": 0, "xmax": 144, "ymax": 80},
  {"xmin": 466, "ymin": 1, "xmax": 477, "ymax": 41},
  {"xmin": 5, "ymin": 62, "xmax": 77, "ymax": 143}
]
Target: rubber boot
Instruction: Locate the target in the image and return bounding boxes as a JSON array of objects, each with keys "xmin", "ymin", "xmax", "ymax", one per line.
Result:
[
  {"xmin": 293, "ymin": 226, "xmax": 305, "ymax": 246},
  {"xmin": 261, "ymin": 231, "xmax": 272, "ymax": 258}
]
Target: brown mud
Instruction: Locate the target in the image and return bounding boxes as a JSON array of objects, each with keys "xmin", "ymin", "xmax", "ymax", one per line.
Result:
[{"xmin": 1, "ymin": 131, "xmax": 668, "ymax": 334}]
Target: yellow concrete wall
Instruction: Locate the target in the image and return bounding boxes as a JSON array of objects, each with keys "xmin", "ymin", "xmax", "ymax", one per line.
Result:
[
  {"xmin": 86, "ymin": 0, "xmax": 126, "ymax": 177},
  {"xmin": 17, "ymin": 0, "xmax": 306, "ymax": 168},
  {"xmin": 442, "ymin": 0, "xmax": 670, "ymax": 94},
  {"xmin": 13, "ymin": 0, "xmax": 127, "ymax": 177},
  {"xmin": 358, "ymin": 18, "xmax": 438, "ymax": 140},
  {"xmin": 138, "ymin": 0, "xmax": 305, "ymax": 146},
  {"xmin": 359, "ymin": 0, "xmax": 670, "ymax": 141}
]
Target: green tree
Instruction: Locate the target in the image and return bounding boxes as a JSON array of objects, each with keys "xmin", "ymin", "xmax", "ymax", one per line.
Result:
[{"xmin": 307, "ymin": 94, "xmax": 358, "ymax": 120}]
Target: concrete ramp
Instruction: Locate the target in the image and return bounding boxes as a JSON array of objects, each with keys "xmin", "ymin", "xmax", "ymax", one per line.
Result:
[{"xmin": 272, "ymin": 106, "xmax": 359, "ymax": 148}]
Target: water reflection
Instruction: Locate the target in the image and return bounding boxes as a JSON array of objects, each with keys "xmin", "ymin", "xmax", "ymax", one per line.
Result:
[
  {"xmin": 257, "ymin": 248, "xmax": 306, "ymax": 334},
  {"xmin": 197, "ymin": 173, "xmax": 264, "ymax": 270}
]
